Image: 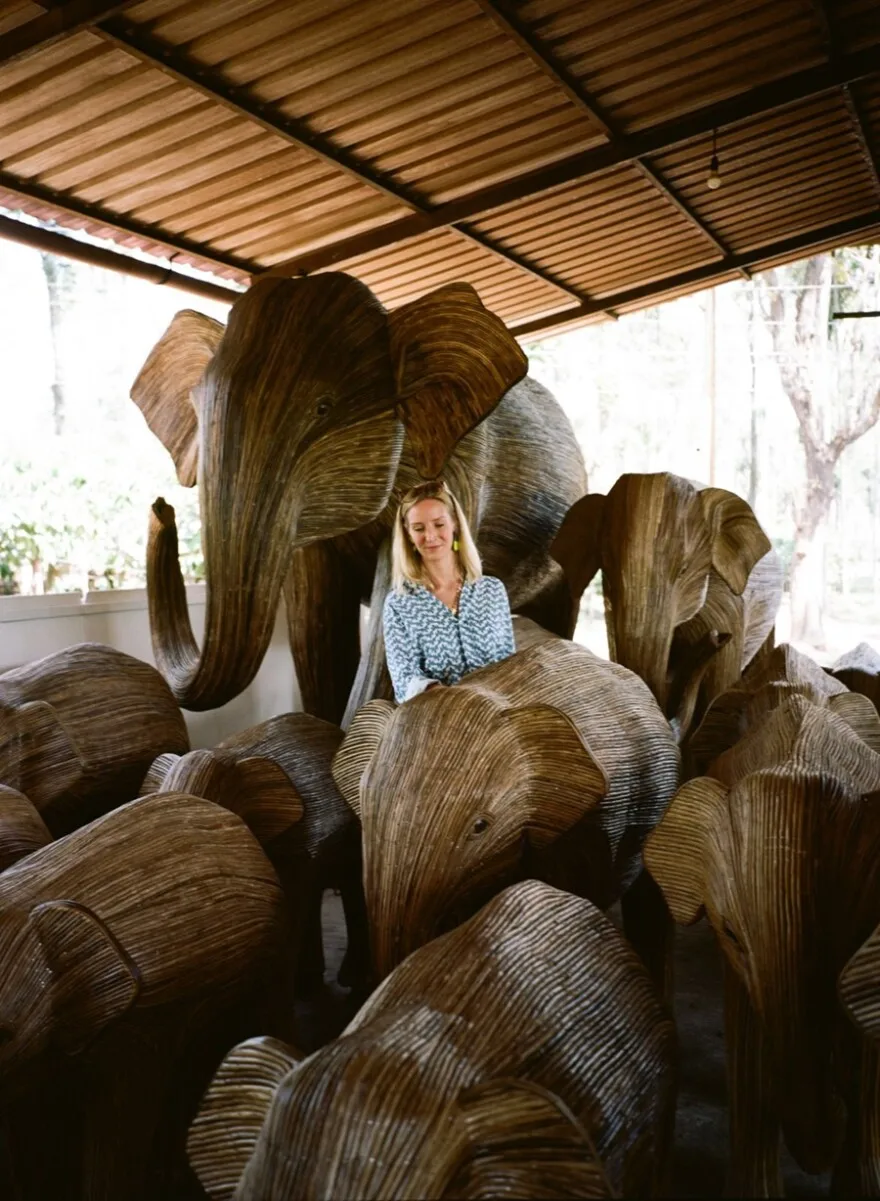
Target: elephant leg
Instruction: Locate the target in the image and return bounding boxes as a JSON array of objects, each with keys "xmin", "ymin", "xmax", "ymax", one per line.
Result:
[
  {"xmin": 723, "ymin": 961, "xmax": 783, "ymax": 1197},
  {"xmin": 831, "ymin": 1038, "xmax": 880, "ymax": 1196},
  {"xmin": 342, "ymin": 538, "xmax": 394, "ymax": 729},
  {"xmin": 514, "ymin": 566, "xmax": 579, "ymax": 639},
  {"xmin": 284, "ymin": 541, "xmax": 361, "ymax": 726},
  {"xmin": 337, "ymin": 841, "xmax": 372, "ymax": 991},
  {"xmin": 621, "ymin": 868, "xmax": 675, "ymax": 1004},
  {"xmin": 295, "ymin": 882, "xmax": 327, "ymax": 995}
]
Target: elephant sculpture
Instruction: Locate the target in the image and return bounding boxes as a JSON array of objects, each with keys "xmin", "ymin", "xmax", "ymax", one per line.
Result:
[
  {"xmin": 132, "ymin": 273, "xmax": 586, "ymax": 725},
  {"xmin": 333, "ymin": 638, "xmax": 679, "ymax": 988},
  {"xmin": 550, "ymin": 472, "xmax": 782, "ymax": 738},
  {"xmin": 828, "ymin": 642, "xmax": 880, "ymax": 714},
  {"xmin": 644, "ymin": 695, "xmax": 880, "ymax": 1195},
  {"xmin": 140, "ymin": 712, "xmax": 367, "ymax": 991},
  {"xmin": 0, "ymin": 792, "xmax": 293, "ymax": 1201},
  {"xmin": 0, "ymin": 642, "xmax": 189, "ymax": 835},
  {"xmin": 187, "ymin": 881, "xmax": 676, "ymax": 1200},
  {"xmin": 686, "ymin": 642, "xmax": 880, "ymax": 777},
  {"xmin": 0, "ymin": 785, "xmax": 51, "ymax": 871},
  {"xmin": 839, "ymin": 919, "xmax": 880, "ymax": 1195}
]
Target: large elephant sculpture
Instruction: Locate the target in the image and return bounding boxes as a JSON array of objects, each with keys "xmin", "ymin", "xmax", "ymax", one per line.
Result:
[
  {"xmin": 0, "ymin": 793, "xmax": 292, "ymax": 1201},
  {"xmin": 550, "ymin": 472, "xmax": 782, "ymax": 738},
  {"xmin": 187, "ymin": 881, "xmax": 676, "ymax": 1200},
  {"xmin": 0, "ymin": 642, "xmax": 189, "ymax": 835},
  {"xmin": 644, "ymin": 696, "xmax": 880, "ymax": 1195},
  {"xmin": 132, "ymin": 273, "xmax": 587, "ymax": 725},
  {"xmin": 686, "ymin": 642, "xmax": 880, "ymax": 777},
  {"xmin": 141, "ymin": 712, "xmax": 367, "ymax": 991},
  {"xmin": 333, "ymin": 638, "xmax": 679, "ymax": 987},
  {"xmin": 0, "ymin": 785, "xmax": 51, "ymax": 872}
]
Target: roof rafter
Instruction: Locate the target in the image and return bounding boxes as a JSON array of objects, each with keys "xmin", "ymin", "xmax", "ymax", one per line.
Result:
[
  {"xmin": 805, "ymin": 0, "xmax": 880, "ymax": 203},
  {"xmin": 472, "ymin": 0, "xmax": 747, "ymax": 276},
  {"xmin": 89, "ymin": 16, "xmax": 605, "ymax": 312},
  {"xmin": 510, "ymin": 208, "xmax": 880, "ymax": 338},
  {"xmin": 0, "ymin": 0, "xmax": 131, "ymax": 68},
  {"xmin": 0, "ymin": 170, "xmax": 257, "ymax": 280},
  {"xmin": 271, "ymin": 44, "xmax": 880, "ymax": 276}
]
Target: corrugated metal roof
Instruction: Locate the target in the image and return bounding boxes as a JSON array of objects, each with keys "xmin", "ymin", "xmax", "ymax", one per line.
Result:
[{"xmin": 0, "ymin": 0, "xmax": 877, "ymax": 333}]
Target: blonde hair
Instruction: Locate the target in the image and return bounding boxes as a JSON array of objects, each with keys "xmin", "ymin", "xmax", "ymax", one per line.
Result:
[{"xmin": 391, "ymin": 480, "xmax": 482, "ymax": 590}]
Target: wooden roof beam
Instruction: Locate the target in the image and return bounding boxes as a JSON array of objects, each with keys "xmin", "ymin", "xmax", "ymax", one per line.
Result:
[
  {"xmin": 0, "ymin": 211, "xmax": 241, "ymax": 304},
  {"xmin": 510, "ymin": 208, "xmax": 880, "ymax": 338},
  {"xmin": 0, "ymin": 1, "xmax": 132, "ymax": 68},
  {"xmin": 805, "ymin": 0, "xmax": 880, "ymax": 203},
  {"xmin": 274, "ymin": 44, "xmax": 880, "ymax": 276},
  {"xmin": 472, "ymin": 0, "xmax": 746, "ymax": 275}
]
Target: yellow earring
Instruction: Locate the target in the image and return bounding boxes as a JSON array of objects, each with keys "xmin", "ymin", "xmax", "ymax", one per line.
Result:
[{"xmin": 453, "ymin": 537, "xmax": 460, "ymax": 552}]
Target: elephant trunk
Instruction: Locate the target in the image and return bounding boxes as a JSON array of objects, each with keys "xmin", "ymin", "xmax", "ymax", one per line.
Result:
[
  {"xmin": 608, "ymin": 613, "xmax": 673, "ymax": 715},
  {"xmin": 777, "ymin": 1055, "xmax": 845, "ymax": 1174},
  {"xmin": 147, "ymin": 498, "xmax": 286, "ymax": 711}
]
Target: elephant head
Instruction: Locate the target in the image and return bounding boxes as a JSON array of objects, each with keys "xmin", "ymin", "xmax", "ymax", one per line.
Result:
[
  {"xmin": 551, "ymin": 473, "xmax": 772, "ymax": 729},
  {"xmin": 334, "ymin": 688, "xmax": 608, "ymax": 979},
  {"xmin": 644, "ymin": 764, "xmax": 880, "ymax": 1173},
  {"xmin": 189, "ymin": 1036, "xmax": 611, "ymax": 1201},
  {"xmin": 132, "ymin": 274, "xmax": 527, "ymax": 709},
  {"xmin": 188, "ymin": 880, "xmax": 671, "ymax": 1199},
  {"xmin": 0, "ymin": 897, "xmax": 140, "ymax": 1097}
]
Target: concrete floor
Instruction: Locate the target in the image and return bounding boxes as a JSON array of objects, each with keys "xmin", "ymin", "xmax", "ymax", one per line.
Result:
[{"xmin": 303, "ymin": 892, "xmax": 831, "ymax": 1197}]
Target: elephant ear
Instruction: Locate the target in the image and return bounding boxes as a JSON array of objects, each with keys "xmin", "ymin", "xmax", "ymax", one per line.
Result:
[
  {"xmin": 15, "ymin": 700, "xmax": 84, "ymax": 809},
  {"xmin": 31, "ymin": 900, "xmax": 140, "ymax": 1055},
  {"xmin": 684, "ymin": 689, "xmax": 750, "ymax": 778},
  {"xmin": 188, "ymin": 1035, "xmax": 304, "ymax": 1201},
  {"xmin": 420, "ymin": 1078, "xmax": 610, "ymax": 1199},
  {"xmin": 550, "ymin": 493, "xmax": 607, "ymax": 600},
  {"xmin": 388, "ymin": 283, "xmax": 528, "ymax": 477},
  {"xmin": 699, "ymin": 488, "xmax": 771, "ymax": 596},
  {"xmin": 643, "ymin": 777, "xmax": 728, "ymax": 924},
  {"xmin": 332, "ymin": 700, "xmax": 396, "ymax": 817},
  {"xmin": 139, "ymin": 751, "xmax": 182, "ymax": 797},
  {"xmin": 229, "ymin": 757, "xmax": 305, "ymax": 843},
  {"xmin": 507, "ymin": 706, "xmax": 608, "ymax": 850},
  {"xmin": 130, "ymin": 309, "xmax": 225, "ymax": 487},
  {"xmin": 839, "ymin": 921, "xmax": 880, "ymax": 1043},
  {"xmin": 827, "ymin": 693, "xmax": 880, "ymax": 754},
  {"xmin": 0, "ymin": 785, "xmax": 52, "ymax": 871}
]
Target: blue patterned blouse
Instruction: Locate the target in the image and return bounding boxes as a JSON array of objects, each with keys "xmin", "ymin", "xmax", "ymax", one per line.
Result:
[{"xmin": 384, "ymin": 576, "xmax": 516, "ymax": 703}]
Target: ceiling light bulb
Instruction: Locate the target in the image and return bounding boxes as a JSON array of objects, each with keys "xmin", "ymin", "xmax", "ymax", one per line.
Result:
[{"xmin": 706, "ymin": 153, "xmax": 722, "ymax": 189}]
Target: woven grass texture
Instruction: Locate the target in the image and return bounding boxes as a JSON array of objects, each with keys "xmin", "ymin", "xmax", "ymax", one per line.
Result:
[{"xmin": 188, "ymin": 880, "xmax": 675, "ymax": 1200}]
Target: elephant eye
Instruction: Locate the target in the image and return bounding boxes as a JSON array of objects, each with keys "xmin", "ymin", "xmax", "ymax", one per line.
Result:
[
  {"xmin": 472, "ymin": 817, "xmax": 489, "ymax": 835},
  {"xmin": 315, "ymin": 395, "xmax": 334, "ymax": 417}
]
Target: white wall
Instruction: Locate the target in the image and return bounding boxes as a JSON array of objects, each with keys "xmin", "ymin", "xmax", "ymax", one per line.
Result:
[{"xmin": 0, "ymin": 585, "xmax": 301, "ymax": 748}]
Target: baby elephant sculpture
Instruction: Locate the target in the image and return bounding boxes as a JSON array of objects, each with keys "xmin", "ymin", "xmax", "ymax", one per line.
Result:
[
  {"xmin": 0, "ymin": 793, "xmax": 292, "ymax": 1201},
  {"xmin": 0, "ymin": 785, "xmax": 51, "ymax": 871},
  {"xmin": 0, "ymin": 642, "xmax": 189, "ymax": 835},
  {"xmin": 686, "ymin": 642, "xmax": 880, "ymax": 778},
  {"xmin": 334, "ymin": 639, "xmax": 679, "ymax": 987},
  {"xmin": 644, "ymin": 696, "xmax": 880, "ymax": 1195},
  {"xmin": 188, "ymin": 880, "xmax": 676, "ymax": 1200},
  {"xmin": 551, "ymin": 472, "xmax": 781, "ymax": 738},
  {"xmin": 141, "ymin": 712, "xmax": 367, "ymax": 991},
  {"xmin": 827, "ymin": 641, "xmax": 880, "ymax": 714}
]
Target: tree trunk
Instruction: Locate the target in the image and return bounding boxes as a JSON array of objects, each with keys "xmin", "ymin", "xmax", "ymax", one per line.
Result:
[
  {"xmin": 789, "ymin": 445, "xmax": 835, "ymax": 647},
  {"xmin": 40, "ymin": 252, "xmax": 72, "ymax": 437}
]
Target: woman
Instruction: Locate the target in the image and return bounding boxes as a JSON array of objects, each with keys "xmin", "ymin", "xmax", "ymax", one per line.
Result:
[{"xmin": 384, "ymin": 479, "xmax": 515, "ymax": 703}]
